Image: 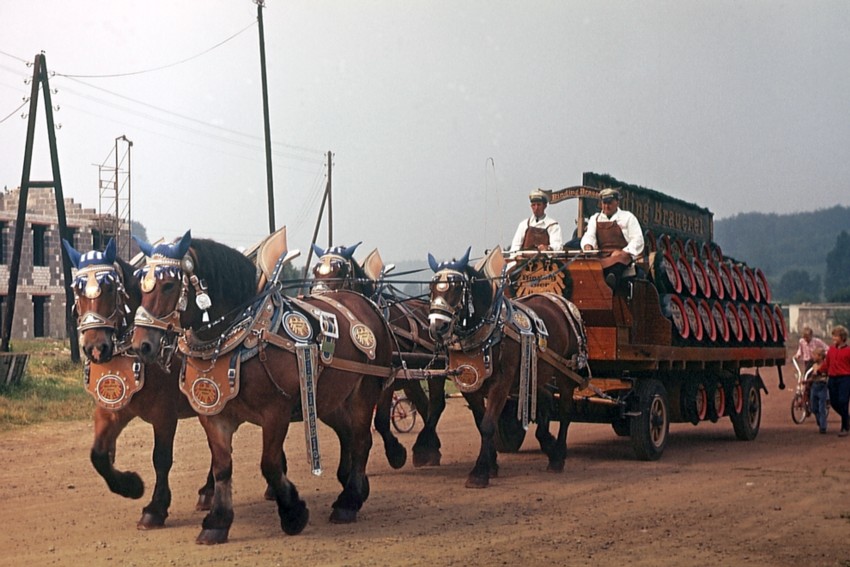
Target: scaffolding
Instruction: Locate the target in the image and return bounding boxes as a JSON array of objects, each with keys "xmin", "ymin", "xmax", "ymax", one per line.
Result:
[{"xmin": 97, "ymin": 135, "xmax": 133, "ymax": 257}]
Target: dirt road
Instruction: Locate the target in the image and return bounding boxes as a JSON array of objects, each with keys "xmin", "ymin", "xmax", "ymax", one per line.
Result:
[{"xmin": 1, "ymin": 368, "xmax": 849, "ymax": 566}]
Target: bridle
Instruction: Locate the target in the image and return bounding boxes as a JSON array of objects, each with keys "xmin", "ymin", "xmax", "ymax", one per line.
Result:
[
  {"xmin": 133, "ymin": 251, "xmax": 212, "ymax": 368},
  {"xmin": 312, "ymin": 253, "xmax": 353, "ymax": 292},
  {"xmin": 428, "ymin": 269, "xmax": 473, "ymax": 338},
  {"xmin": 72, "ymin": 262, "xmax": 133, "ymax": 352}
]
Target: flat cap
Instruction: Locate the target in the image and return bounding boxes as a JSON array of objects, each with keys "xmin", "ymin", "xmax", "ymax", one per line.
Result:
[
  {"xmin": 599, "ymin": 188, "xmax": 620, "ymax": 201},
  {"xmin": 529, "ymin": 189, "xmax": 549, "ymax": 203}
]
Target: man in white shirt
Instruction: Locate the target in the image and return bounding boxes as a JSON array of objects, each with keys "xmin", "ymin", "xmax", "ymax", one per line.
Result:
[
  {"xmin": 509, "ymin": 190, "xmax": 563, "ymax": 252},
  {"xmin": 580, "ymin": 188, "xmax": 645, "ymax": 288}
]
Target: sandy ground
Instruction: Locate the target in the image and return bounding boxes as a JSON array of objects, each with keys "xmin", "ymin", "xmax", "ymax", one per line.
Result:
[{"xmin": 1, "ymin": 365, "xmax": 849, "ymax": 567}]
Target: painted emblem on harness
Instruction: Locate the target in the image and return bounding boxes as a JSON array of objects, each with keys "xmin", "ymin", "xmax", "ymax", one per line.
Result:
[
  {"xmin": 283, "ymin": 312, "xmax": 313, "ymax": 341},
  {"xmin": 512, "ymin": 310, "xmax": 532, "ymax": 332},
  {"xmin": 96, "ymin": 374, "xmax": 126, "ymax": 404},
  {"xmin": 351, "ymin": 323, "xmax": 376, "ymax": 350},
  {"xmin": 191, "ymin": 377, "xmax": 221, "ymax": 408}
]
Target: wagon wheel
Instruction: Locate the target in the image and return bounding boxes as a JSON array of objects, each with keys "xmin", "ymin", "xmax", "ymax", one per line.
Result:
[
  {"xmin": 495, "ymin": 398, "xmax": 527, "ymax": 453},
  {"xmin": 630, "ymin": 379, "xmax": 669, "ymax": 461},
  {"xmin": 730, "ymin": 375, "xmax": 761, "ymax": 441}
]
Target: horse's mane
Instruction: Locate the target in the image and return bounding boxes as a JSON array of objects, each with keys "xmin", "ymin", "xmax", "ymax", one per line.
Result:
[
  {"xmin": 190, "ymin": 238, "xmax": 258, "ymax": 309},
  {"xmin": 350, "ymin": 259, "xmax": 376, "ymax": 297}
]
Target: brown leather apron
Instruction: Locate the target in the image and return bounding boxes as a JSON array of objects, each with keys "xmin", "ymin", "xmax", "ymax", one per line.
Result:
[
  {"xmin": 521, "ymin": 220, "xmax": 550, "ymax": 249},
  {"xmin": 596, "ymin": 219, "xmax": 630, "ymax": 269}
]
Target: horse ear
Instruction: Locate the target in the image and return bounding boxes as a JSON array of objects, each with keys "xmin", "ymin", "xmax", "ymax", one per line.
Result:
[
  {"xmin": 311, "ymin": 243, "xmax": 326, "ymax": 257},
  {"xmin": 132, "ymin": 235, "xmax": 155, "ymax": 257},
  {"xmin": 62, "ymin": 239, "xmax": 81, "ymax": 268},
  {"xmin": 341, "ymin": 241, "xmax": 362, "ymax": 260},
  {"xmin": 175, "ymin": 230, "xmax": 192, "ymax": 258},
  {"xmin": 103, "ymin": 238, "xmax": 117, "ymax": 263},
  {"xmin": 427, "ymin": 253, "xmax": 439, "ymax": 272},
  {"xmin": 459, "ymin": 247, "xmax": 471, "ymax": 269}
]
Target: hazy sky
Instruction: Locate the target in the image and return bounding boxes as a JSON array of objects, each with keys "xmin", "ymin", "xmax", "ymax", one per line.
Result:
[{"xmin": 1, "ymin": 1, "xmax": 849, "ymax": 264}]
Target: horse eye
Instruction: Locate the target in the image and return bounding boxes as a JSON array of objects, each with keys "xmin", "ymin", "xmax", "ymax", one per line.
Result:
[{"xmin": 161, "ymin": 280, "xmax": 177, "ymax": 293}]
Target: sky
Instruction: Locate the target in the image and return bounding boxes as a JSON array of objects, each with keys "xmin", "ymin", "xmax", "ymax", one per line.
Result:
[{"xmin": 1, "ymin": 1, "xmax": 849, "ymax": 265}]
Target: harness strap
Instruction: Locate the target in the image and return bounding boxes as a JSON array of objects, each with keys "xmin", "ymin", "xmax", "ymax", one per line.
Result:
[
  {"xmin": 503, "ymin": 324, "xmax": 587, "ymax": 389},
  {"xmin": 259, "ymin": 328, "xmax": 396, "ymax": 378}
]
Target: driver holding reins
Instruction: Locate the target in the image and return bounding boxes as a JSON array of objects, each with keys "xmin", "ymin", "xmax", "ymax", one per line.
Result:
[{"xmin": 581, "ymin": 188, "xmax": 645, "ymax": 289}]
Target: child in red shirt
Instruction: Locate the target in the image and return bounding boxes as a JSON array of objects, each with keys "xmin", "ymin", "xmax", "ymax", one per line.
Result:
[{"xmin": 821, "ymin": 325, "xmax": 850, "ymax": 436}]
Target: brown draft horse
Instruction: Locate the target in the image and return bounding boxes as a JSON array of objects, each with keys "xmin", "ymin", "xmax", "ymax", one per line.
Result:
[
  {"xmin": 131, "ymin": 231, "xmax": 393, "ymax": 544},
  {"xmin": 61, "ymin": 238, "xmax": 213, "ymax": 529},
  {"xmin": 427, "ymin": 247, "xmax": 587, "ymax": 488},
  {"xmin": 311, "ymin": 242, "xmax": 446, "ymax": 468}
]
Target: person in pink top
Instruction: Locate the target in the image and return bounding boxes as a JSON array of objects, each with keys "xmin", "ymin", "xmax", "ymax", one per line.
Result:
[
  {"xmin": 795, "ymin": 325, "xmax": 828, "ymax": 373},
  {"xmin": 820, "ymin": 325, "xmax": 850, "ymax": 437}
]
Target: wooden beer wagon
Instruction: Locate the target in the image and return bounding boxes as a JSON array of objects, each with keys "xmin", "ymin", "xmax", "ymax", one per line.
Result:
[{"xmin": 502, "ymin": 173, "xmax": 787, "ymax": 460}]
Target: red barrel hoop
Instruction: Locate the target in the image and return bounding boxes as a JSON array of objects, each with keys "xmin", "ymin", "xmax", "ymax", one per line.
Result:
[
  {"xmin": 730, "ymin": 264, "xmax": 749, "ymax": 302},
  {"xmin": 676, "ymin": 256, "xmax": 697, "ymax": 296},
  {"xmin": 718, "ymin": 263, "xmax": 737, "ymax": 301},
  {"xmin": 737, "ymin": 302, "xmax": 756, "ymax": 343},
  {"xmin": 761, "ymin": 304, "xmax": 778, "ymax": 343},
  {"xmin": 742, "ymin": 266, "xmax": 760, "ymax": 303},
  {"xmin": 705, "ymin": 259, "xmax": 724, "ymax": 300},
  {"xmin": 662, "ymin": 294, "xmax": 690, "ymax": 340},
  {"xmin": 697, "ymin": 298, "xmax": 717, "ymax": 343},
  {"xmin": 691, "ymin": 257, "xmax": 711, "ymax": 299},
  {"xmin": 755, "ymin": 268, "xmax": 771, "ymax": 304},
  {"xmin": 725, "ymin": 302, "xmax": 743, "ymax": 342},
  {"xmin": 684, "ymin": 297, "xmax": 703, "ymax": 342}
]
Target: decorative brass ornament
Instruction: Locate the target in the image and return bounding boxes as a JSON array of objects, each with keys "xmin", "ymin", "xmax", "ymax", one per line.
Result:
[
  {"xmin": 191, "ymin": 377, "xmax": 221, "ymax": 408},
  {"xmin": 351, "ymin": 323, "xmax": 376, "ymax": 350}
]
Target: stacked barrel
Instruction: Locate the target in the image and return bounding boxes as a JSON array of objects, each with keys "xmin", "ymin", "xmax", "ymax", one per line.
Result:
[{"xmin": 645, "ymin": 230, "xmax": 786, "ymax": 347}]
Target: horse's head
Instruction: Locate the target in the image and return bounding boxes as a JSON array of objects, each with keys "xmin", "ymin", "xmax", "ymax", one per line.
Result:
[
  {"xmin": 311, "ymin": 242, "xmax": 365, "ymax": 293},
  {"xmin": 63, "ymin": 238, "xmax": 135, "ymax": 363},
  {"xmin": 130, "ymin": 231, "xmax": 194, "ymax": 366},
  {"xmin": 427, "ymin": 247, "xmax": 485, "ymax": 342},
  {"xmin": 131, "ymin": 230, "xmax": 259, "ymax": 366}
]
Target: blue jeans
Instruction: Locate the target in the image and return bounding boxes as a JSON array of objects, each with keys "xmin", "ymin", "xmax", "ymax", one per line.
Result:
[
  {"xmin": 810, "ymin": 381, "xmax": 829, "ymax": 431},
  {"xmin": 828, "ymin": 375, "xmax": 850, "ymax": 432}
]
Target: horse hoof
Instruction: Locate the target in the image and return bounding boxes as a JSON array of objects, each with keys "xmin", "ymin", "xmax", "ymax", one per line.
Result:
[
  {"xmin": 264, "ymin": 485, "xmax": 275, "ymax": 501},
  {"xmin": 281, "ymin": 505, "xmax": 309, "ymax": 535},
  {"xmin": 547, "ymin": 461, "xmax": 565, "ymax": 473},
  {"xmin": 136, "ymin": 512, "xmax": 166, "ymax": 530},
  {"xmin": 329, "ymin": 508, "xmax": 358, "ymax": 524},
  {"xmin": 196, "ymin": 528, "xmax": 229, "ymax": 545},
  {"xmin": 196, "ymin": 493, "xmax": 213, "ymax": 512},
  {"xmin": 465, "ymin": 476, "xmax": 489, "ymax": 489},
  {"xmin": 385, "ymin": 445, "xmax": 407, "ymax": 470}
]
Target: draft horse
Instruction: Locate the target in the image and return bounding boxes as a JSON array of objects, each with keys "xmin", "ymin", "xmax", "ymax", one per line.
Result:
[
  {"xmin": 131, "ymin": 231, "xmax": 394, "ymax": 544},
  {"xmin": 311, "ymin": 242, "xmax": 447, "ymax": 467},
  {"xmin": 62, "ymin": 238, "xmax": 213, "ymax": 529},
  {"xmin": 427, "ymin": 247, "xmax": 589, "ymax": 488}
]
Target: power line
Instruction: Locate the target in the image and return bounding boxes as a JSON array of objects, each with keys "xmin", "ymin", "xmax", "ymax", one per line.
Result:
[
  {"xmin": 54, "ymin": 21, "xmax": 258, "ymax": 79},
  {"xmin": 0, "ymin": 101, "xmax": 26, "ymax": 124}
]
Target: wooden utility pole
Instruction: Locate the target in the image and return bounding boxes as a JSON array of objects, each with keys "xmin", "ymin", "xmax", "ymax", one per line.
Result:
[
  {"xmin": 2, "ymin": 53, "xmax": 79, "ymax": 362},
  {"xmin": 256, "ymin": 0, "xmax": 276, "ymax": 234},
  {"xmin": 327, "ymin": 151, "xmax": 333, "ymax": 246}
]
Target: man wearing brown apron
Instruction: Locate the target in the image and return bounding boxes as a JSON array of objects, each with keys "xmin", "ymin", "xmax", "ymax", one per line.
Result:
[
  {"xmin": 509, "ymin": 189, "xmax": 563, "ymax": 252},
  {"xmin": 580, "ymin": 188, "xmax": 645, "ymax": 289}
]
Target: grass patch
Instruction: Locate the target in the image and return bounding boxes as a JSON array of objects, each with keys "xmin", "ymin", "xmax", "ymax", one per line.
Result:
[{"xmin": 0, "ymin": 339, "xmax": 92, "ymax": 431}]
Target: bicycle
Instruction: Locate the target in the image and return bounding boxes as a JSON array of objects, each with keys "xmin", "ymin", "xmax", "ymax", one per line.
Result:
[
  {"xmin": 791, "ymin": 358, "xmax": 829, "ymax": 424},
  {"xmin": 391, "ymin": 393, "xmax": 418, "ymax": 433}
]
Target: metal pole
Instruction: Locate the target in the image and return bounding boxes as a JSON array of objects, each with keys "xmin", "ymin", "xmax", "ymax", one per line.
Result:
[
  {"xmin": 327, "ymin": 151, "xmax": 333, "ymax": 246},
  {"xmin": 256, "ymin": 0, "xmax": 275, "ymax": 234}
]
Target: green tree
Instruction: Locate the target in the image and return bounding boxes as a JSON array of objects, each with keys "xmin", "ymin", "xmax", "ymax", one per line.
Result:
[
  {"xmin": 825, "ymin": 231, "xmax": 850, "ymax": 302},
  {"xmin": 774, "ymin": 269, "xmax": 820, "ymax": 303}
]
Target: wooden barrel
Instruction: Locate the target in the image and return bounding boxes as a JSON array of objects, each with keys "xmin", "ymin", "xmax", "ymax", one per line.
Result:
[
  {"xmin": 761, "ymin": 304, "xmax": 778, "ymax": 344},
  {"xmin": 718, "ymin": 262, "xmax": 737, "ymax": 301},
  {"xmin": 737, "ymin": 302, "xmax": 756, "ymax": 343},
  {"xmin": 705, "ymin": 259, "xmax": 725, "ymax": 300},
  {"xmin": 676, "ymin": 255, "xmax": 697, "ymax": 296},
  {"xmin": 725, "ymin": 302, "xmax": 744, "ymax": 343},
  {"xmin": 685, "ymin": 238, "xmax": 700, "ymax": 259},
  {"xmin": 773, "ymin": 304, "xmax": 787, "ymax": 342},
  {"xmin": 730, "ymin": 264, "xmax": 749, "ymax": 302},
  {"xmin": 711, "ymin": 300, "xmax": 730, "ymax": 343},
  {"xmin": 742, "ymin": 266, "xmax": 760, "ymax": 303},
  {"xmin": 684, "ymin": 297, "xmax": 703, "ymax": 343},
  {"xmin": 673, "ymin": 237, "xmax": 687, "ymax": 259},
  {"xmin": 750, "ymin": 304, "xmax": 768, "ymax": 344},
  {"xmin": 654, "ymin": 251, "xmax": 683, "ymax": 294},
  {"xmin": 691, "ymin": 257, "xmax": 711, "ymax": 299},
  {"xmin": 710, "ymin": 242, "xmax": 724, "ymax": 264},
  {"xmin": 697, "ymin": 298, "xmax": 717, "ymax": 343},
  {"xmin": 755, "ymin": 268, "xmax": 772, "ymax": 304},
  {"xmin": 662, "ymin": 294, "xmax": 690, "ymax": 341}
]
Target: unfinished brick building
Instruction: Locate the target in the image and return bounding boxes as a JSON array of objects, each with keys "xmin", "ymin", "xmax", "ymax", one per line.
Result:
[{"xmin": 0, "ymin": 187, "xmax": 128, "ymax": 340}]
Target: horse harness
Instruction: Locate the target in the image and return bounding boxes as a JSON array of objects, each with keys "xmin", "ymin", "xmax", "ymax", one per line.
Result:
[
  {"xmin": 431, "ymin": 267, "xmax": 591, "ymax": 428},
  {"xmin": 71, "ymin": 262, "xmax": 144, "ymax": 411}
]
